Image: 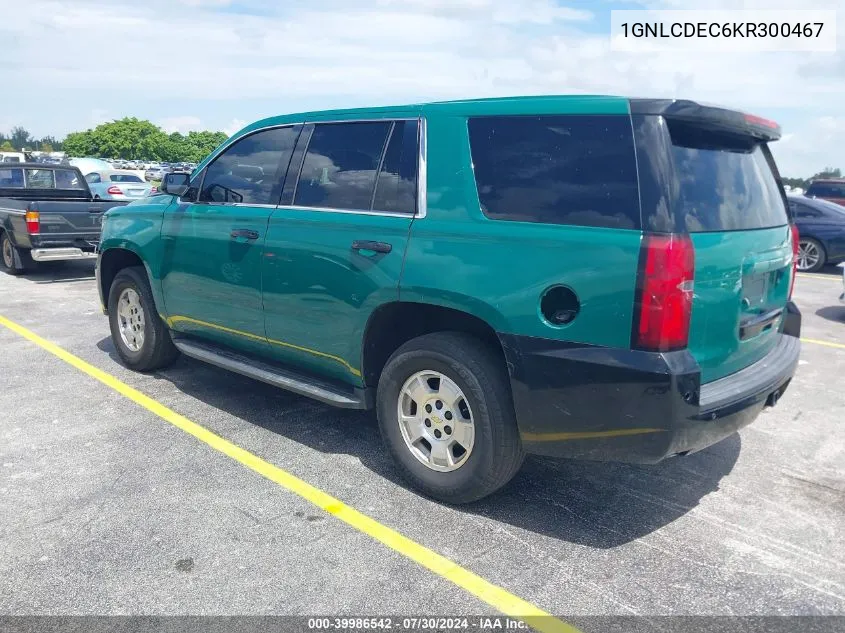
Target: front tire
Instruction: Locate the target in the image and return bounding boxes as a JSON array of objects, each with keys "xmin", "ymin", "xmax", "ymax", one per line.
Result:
[
  {"xmin": 797, "ymin": 237, "xmax": 826, "ymax": 272},
  {"xmin": 108, "ymin": 266, "xmax": 179, "ymax": 371},
  {"xmin": 377, "ymin": 332, "xmax": 524, "ymax": 504}
]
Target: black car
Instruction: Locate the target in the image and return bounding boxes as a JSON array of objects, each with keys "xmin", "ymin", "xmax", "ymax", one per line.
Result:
[{"xmin": 788, "ymin": 194, "xmax": 845, "ymax": 272}]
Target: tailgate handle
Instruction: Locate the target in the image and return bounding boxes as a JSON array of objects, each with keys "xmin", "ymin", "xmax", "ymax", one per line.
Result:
[
  {"xmin": 739, "ymin": 308, "xmax": 783, "ymax": 340},
  {"xmin": 88, "ymin": 206, "xmax": 101, "ymax": 213}
]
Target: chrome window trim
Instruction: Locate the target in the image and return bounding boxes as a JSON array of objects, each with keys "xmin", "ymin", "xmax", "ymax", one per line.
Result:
[
  {"xmin": 417, "ymin": 116, "xmax": 427, "ymax": 219},
  {"xmin": 178, "ymin": 115, "xmax": 427, "ymax": 219}
]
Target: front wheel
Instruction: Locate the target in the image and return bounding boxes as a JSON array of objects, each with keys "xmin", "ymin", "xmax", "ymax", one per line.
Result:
[
  {"xmin": 797, "ymin": 237, "xmax": 826, "ymax": 273},
  {"xmin": 377, "ymin": 332, "xmax": 524, "ymax": 504},
  {"xmin": 108, "ymin": 266, "xmax": 179, "ymax": 371}
]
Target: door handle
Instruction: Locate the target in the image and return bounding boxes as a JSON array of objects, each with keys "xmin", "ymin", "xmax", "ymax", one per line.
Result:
[
  {"xmin": 351, "ymin": 240, "xmax": 392, "ymax": 254},
  {"xmin": 231, "ymin": 229, "xmax": 259, "ymax": 240}
]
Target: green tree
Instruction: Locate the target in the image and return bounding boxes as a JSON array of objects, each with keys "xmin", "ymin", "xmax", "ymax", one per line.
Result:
[
  {"xmin": 810, "ymin": 167, "xmax": 841, "ymax": 180},
  {"xmin": 0, "ymin": 140, "xmax": 14, "ymax": 152},
  {"xmin": 63, "ymin": 130, "xmax": 95, "ymax": 157},
  {"xmin": 10, "ymin": 126, "xmax": 31, "ymax": 150}
]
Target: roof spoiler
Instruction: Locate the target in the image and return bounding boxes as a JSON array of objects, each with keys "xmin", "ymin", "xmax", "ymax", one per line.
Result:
[{"xmin": 630, "ymin": 99, "xmax": 781, "ymax": 142}]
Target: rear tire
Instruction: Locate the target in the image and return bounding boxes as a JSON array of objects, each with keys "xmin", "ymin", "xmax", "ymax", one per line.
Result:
[
  {"xmin": 1, "ymin": 232, "xmax": 34, "ymax": 275},
  {"xmin": 108, "ymin": 266, "xmax": 179, "ymax": 371},
  {"xmin": 797, "ymin": 237, "xmax": 826, "ymax": 273},
  {"xmin": 376, "ymin": 332, "xmax": 524, "ymax": 504}
]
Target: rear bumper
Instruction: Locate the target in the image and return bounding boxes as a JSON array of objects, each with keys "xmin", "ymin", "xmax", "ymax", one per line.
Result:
[
  {"xmin": 499, "ymin": 303, "xmax": 801, "ymax": 463},
  {"xmin": 30, "ymin": 247, "xmax": 98, "ymax": 262}
]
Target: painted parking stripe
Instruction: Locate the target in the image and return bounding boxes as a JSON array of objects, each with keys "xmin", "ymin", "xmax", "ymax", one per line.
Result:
[
  {"xmin": 795, "ymin": 273, "xmax": 842, "ymax": 281},
  {"xmin": 0, "ymin": 315, "xmax": 578, "ymax": 633},
  {"xmin": 801, "ymin": 337, "xmax": 845, "ymax": 350}
]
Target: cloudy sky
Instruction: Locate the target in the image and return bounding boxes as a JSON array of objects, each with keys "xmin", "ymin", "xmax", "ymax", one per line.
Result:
[{"xmin": 0, "ymin": 0, "xmax": 842, "ymax": 177}]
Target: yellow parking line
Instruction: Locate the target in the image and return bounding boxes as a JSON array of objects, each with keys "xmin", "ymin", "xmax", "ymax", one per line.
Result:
[
  {"xmin": 0, "ymin": 314, "xmax": 578, "ymax": 633},
  {"xmin": 801, "ymin": 337, "xmax": 845, "ymax": 350},
  {"xmin": 796, "ymin": 273, "xmax": 842, "ymax": 281}
]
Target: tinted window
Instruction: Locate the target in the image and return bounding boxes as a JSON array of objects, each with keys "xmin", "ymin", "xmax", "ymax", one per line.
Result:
[
  {"xmin": 110, "ymin": 174, "xmax": 144, "ymax": 183},
  {"xmin": 670, "ymin": 128, "xmax": 788, "ymax": 232},
  {"xmin": 790, "ymin": 202, "xmax": 821, "ymax": 219},
  {"xmin": 0, "ymin": 168, "xmax": 24, "ymax": 187},
  {"xmin": 86, "ymin": 173, "xmax": 101, "ymax": 184},
  {"xmin": 467, "ymin": 115, "xmax": 640, "ymax": 229},
  {"xmin": 807, "ymin": 183, "xmax": 845, "ymax": 198},
  {"xmin": 372, "ymin": 120, "xmax": 418, "ymax": 214},
  {"xmin": 200, "ymin": 126, "xmax": 299, "ymax": 205},
  {"xmin": 294, "ymin": 121, "xmax": 391, "ymax": 210}
]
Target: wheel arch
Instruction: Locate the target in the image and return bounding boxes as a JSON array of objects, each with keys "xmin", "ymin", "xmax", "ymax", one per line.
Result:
[
  {"xmin": 99, "ymin": 247, "xmax": 163, "ymax": 316},
  {"xmin": 360, "ymin": 301, "xmax": 508, "ymax": 388}
]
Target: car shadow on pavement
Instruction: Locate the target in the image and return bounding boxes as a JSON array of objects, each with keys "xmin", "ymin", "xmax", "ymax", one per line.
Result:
[
  {"xmin": 96, "ymin": 336, "xmax": 740, "ymax": 549},
  {"xmin": 815, "ymin": 306, "xmax": 845, "ymax": 323},
  {"xmin": 28, "ymin": 260, "xmax": 96, "ymax": 283}
]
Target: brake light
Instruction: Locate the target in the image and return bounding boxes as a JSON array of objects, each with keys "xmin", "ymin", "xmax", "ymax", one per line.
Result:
[
  {"xmin": 745, "ymin": 113, "xmax": 779, "ymax": 129},
  {"xmin": 25, "ymin": 210, "xmax": 40, "ymax": 234},
  {"xmin": 107, "ymin": 185, "xmax": 123, "ymax": 195},
  {"xmin": 151, "ymin": 186, "xmax": 158, "ymax": 194},
  {"xmin": 633, "ymin": 234, "xmax": 695, "ymax": 352},
  {"xmin": 789, "ymin": 224, "xmax": 799, "ymax": 298}
]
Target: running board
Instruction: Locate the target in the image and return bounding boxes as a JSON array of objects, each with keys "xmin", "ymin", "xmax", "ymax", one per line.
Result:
[{"xmin": 172, "ymin": 338, "xmax": 368, "ymax": 409}]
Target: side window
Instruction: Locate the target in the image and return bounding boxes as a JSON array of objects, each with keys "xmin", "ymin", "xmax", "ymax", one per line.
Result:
[
  {"xmin": 86, "ymin": 173, "xmax": 101, "ymax": 184},
  {"xmin": 0, "ymin": 168, "xmax": 24, "ymax": 188},
  {"xmin": 372, "ymin": 120, "xmax": 419, "ymax": 214},
  {"xmin": 793, "ymin": 203, "xmax": 820, "ymax": 219},
  {"xmin": 467, "ymin": 115, "xmax": 640, "ymax": 229},
  {"xmin": 294, "ymin": 121, "xmax": 391, "ymax": 211},
  {"xmin": 200, "ymin": 126, "xmax": 299, "ymax": 205}
]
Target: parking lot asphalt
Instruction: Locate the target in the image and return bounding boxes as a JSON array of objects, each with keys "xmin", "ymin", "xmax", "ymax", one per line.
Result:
[{"xmin": 1, "ymin": 261, "xmax": 843, "ymax": 623}]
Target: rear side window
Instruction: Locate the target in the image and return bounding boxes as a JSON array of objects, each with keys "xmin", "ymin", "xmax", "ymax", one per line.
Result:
[
  {"xmin": 200, "ymin": 126, "xmax": 299, "ymax": 205},
  {"xmin": 0, "ymin": 168, "xmax": 24, "ymax": 187},
  {"xmin": 467, "ymin": 115, "xmax": 640, "ymax": 229},
  {"xmin": 294, "ymin": 121, "xmax": 391, "ymax": 211},
  {"xmin": 669, "ymin": 123, "xmax": 787, "ymax": 232}
]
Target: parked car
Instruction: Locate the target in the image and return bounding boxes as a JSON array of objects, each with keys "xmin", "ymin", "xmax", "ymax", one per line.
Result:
[
  {"xmin": 85, "ymin": 170, "xmax": 154, "ymax": 200},
  {"xmin": 788, "ymin": 194, "xmax": 845, "ymax": 272},
  {"xmin": 96, "ymin": 97, "xmax": 801, "ymax": 503},
  {"xmin": 0, "ymin": 152, "xmax": 25, "ymax": 163},
  {"xmin": 805, "ymin": 179, "xmax": 845, "ymax": 206},
  {"xmin": 145, "ymin": 166, "xmax": 170, "ymax": 181},
  {"xmin": 0, "ymin": 163, "xmax": 128, "ymax": 274}
]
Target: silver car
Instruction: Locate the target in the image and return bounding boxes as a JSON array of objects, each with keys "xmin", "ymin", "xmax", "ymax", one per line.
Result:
[{"xmin": 85, "ymin": 170, "xmax": 154, "ymax": 200}]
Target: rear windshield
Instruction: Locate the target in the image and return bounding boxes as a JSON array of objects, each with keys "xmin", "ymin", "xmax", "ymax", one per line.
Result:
[
  {"xmin": 669, "ymin": 125, "xmax": 788, "ymax": 232},
  {"xmin": 0, "ymin": 168, "xmax": 24, "ymax": 187},
  {"xmin": 110, "ymin": 174, "xmax": 144, "ymax": 183},
  {"xmin": 806, "ymin": 182, "xmax": 845, "ymax": 198},
  {"xmin": 467, "ymin": 115, "xmax": 641, "ymax": 229}
]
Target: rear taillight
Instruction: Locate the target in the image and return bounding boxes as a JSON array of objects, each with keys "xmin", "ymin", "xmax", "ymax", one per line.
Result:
[
  {"xmin": 25, "ymin": 210, "xmax": 40, "ymax": 234},
  {"xmin": 632, "ymin": 234, "xmax": 695, "ymax": 352},
  {"xmin": 107, "ymin": 185, "xmax": 123, "ymax": 195},
  {"xmin": 151, "ymin": 186, "xmax": 158, "ymax": 194},
  {"xmin": 789, "ymin": 223, "xmax": 799, "ymax": 298}
]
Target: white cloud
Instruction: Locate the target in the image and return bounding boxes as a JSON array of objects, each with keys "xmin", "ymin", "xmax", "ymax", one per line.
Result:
[
  {"xmin": 223, "ymin": 118, "xmax": 247, "ymax": 136},
  {"xmin": 1, "ymin": 0, "xmax": 844, "ymax": 175},
  {"xmin": 158, "ymin": 116, "xmax": 204, "ymax": 134}
]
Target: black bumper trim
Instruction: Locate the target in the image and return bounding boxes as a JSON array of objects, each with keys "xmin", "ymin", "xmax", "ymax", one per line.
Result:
[{"xmin": 699, "ymin": 334, "xmax": 800, "ymax": 413}]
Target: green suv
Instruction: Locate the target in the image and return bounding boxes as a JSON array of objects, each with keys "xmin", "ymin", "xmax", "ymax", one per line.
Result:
[{"xmin": 97, "ymin": 96, "xmax": 801, "ymax": 503}]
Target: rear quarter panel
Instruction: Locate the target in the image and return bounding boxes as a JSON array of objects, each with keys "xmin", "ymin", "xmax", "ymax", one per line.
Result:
[{"xmin": 401, "ymin": 102, "xmax": 642, "ymax": 347}]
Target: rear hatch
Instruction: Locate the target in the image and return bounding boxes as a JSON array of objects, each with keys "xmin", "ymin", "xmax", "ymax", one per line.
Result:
[{"xmin": 632, "ymin": 101, "xmax": 793, "ymax": 383}]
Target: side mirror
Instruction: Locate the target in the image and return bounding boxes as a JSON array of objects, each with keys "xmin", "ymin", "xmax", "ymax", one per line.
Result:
[{"xmin": 161, "ymin": 172, "xmax": 190, "ymax": 197}]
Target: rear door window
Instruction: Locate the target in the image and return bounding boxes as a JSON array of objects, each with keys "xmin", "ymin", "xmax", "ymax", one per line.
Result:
[
  {"xmin": 200, "ymin": 126, "xmax": 300, "ymax": 205},
  {"xmin": 294, "ymin": 121, "xmax": 392, "ymax": 211},
  {"xmin": 467, "ymin": 115, "xmax": 641, "ymax": 229},
  {"xmin": 669, "ymin": 123, "xmax": 788, "ymax": 232},
  {"xmin": 372, "ymin": 120, "xmax": 418, "ymax": 214}
]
